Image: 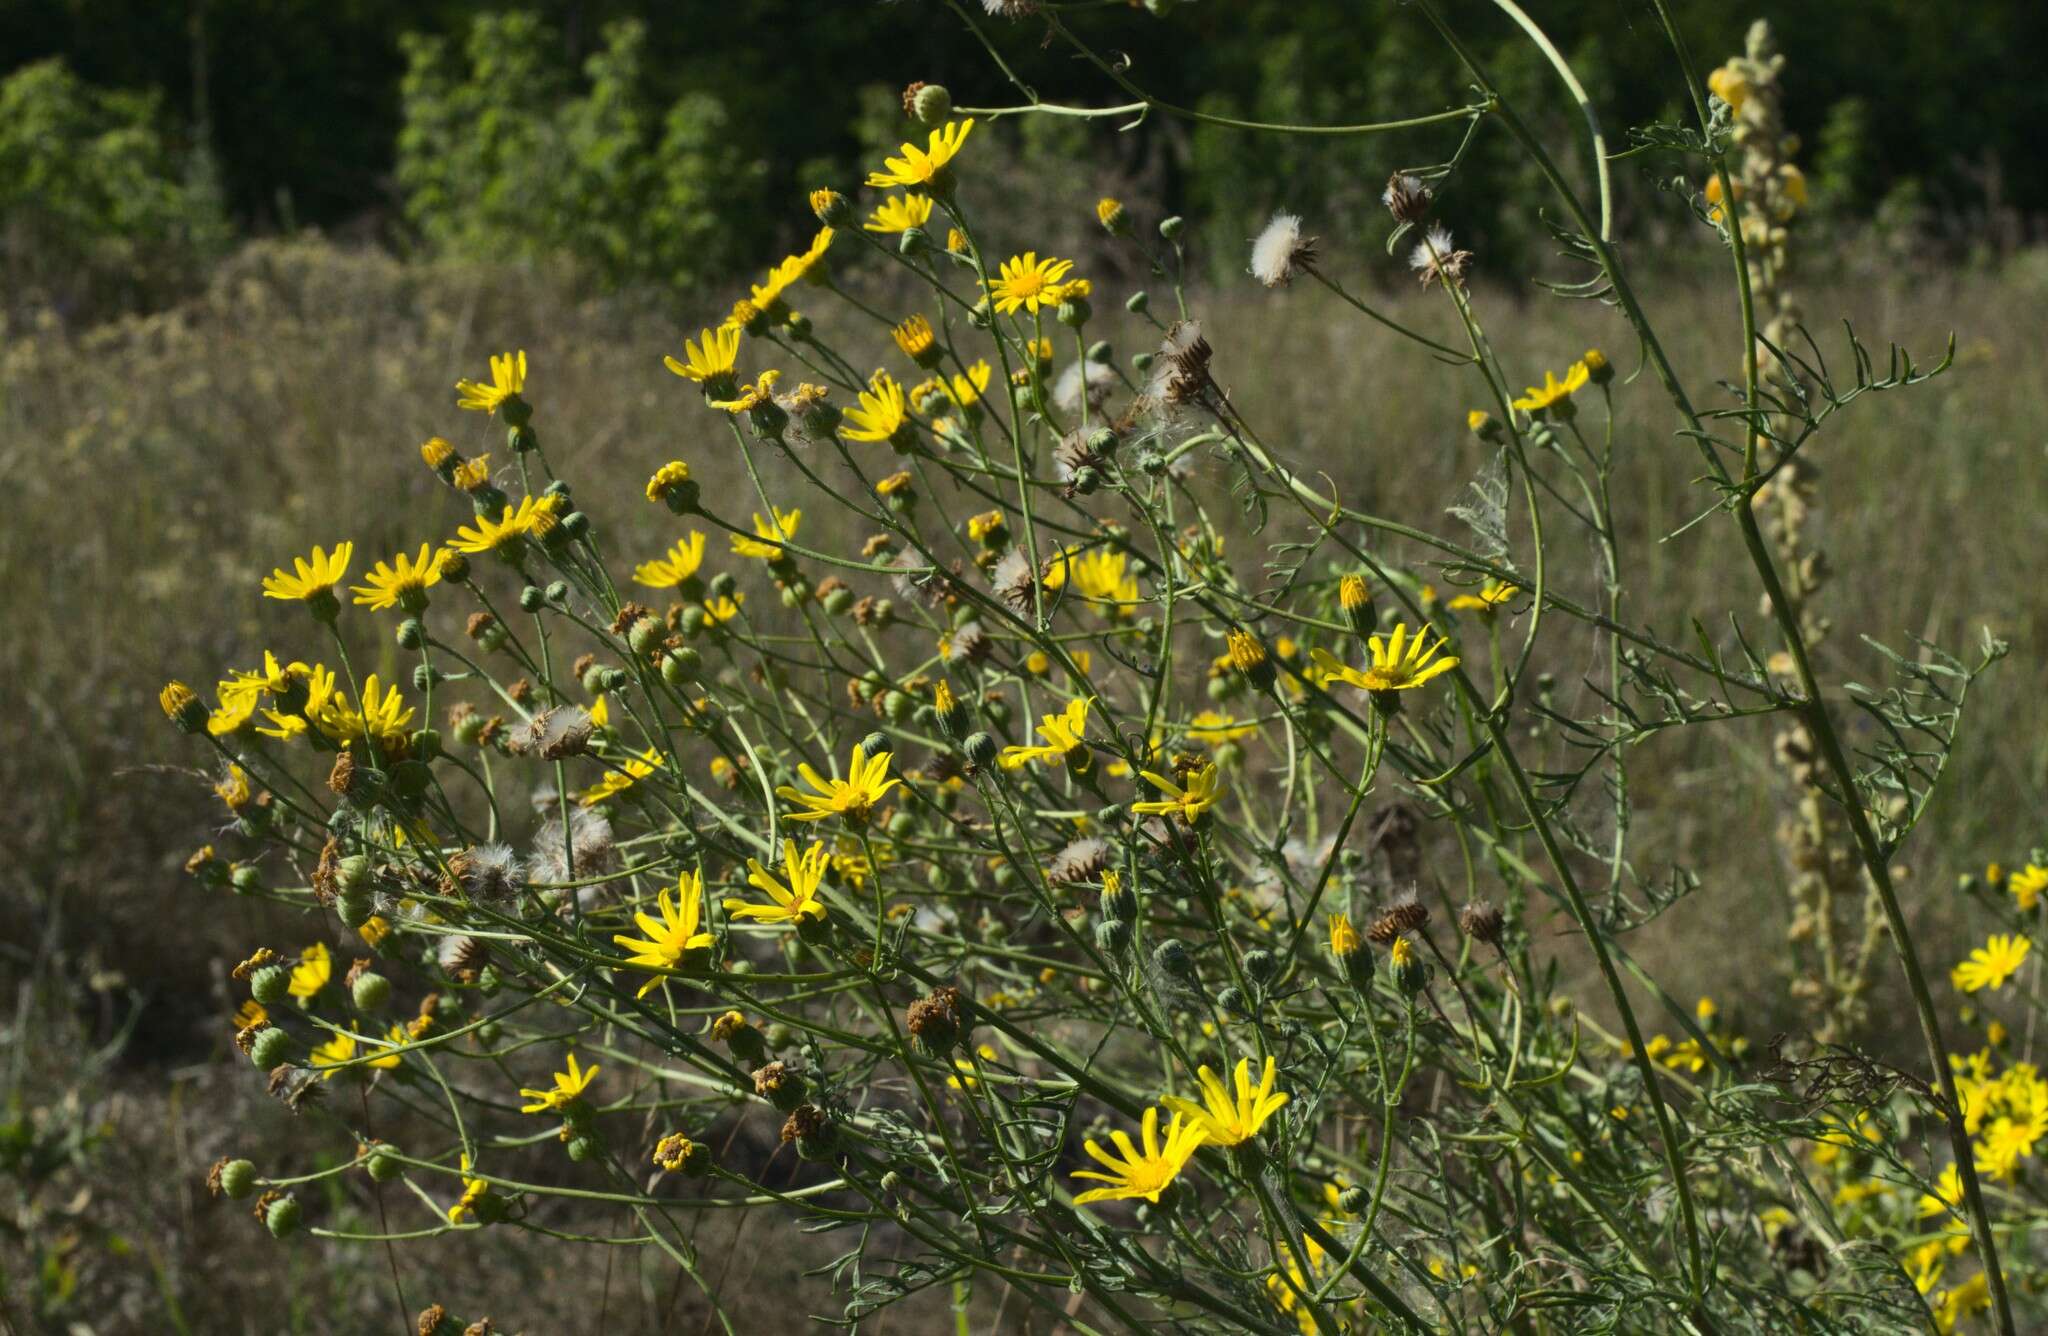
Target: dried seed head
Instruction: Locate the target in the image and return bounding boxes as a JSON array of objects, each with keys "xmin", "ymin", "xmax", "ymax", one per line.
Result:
[
  {"xmin": 449, "ymin": 844, "xmax": 523, "ymax": 901},
  {"xmin": 906, "ymin": 986, "xmax": 965, "ymax": 1055},
  {"xmin": 780, "ymin": 1104, "xmax": 827, "ymax": 1143},
  {"xmin": 1249, "ymin": 211, "xmax": 1317, "ymax": 287},
  {"xmin": 1460, "ymin": 900, "xmax": 1506, "ymax": 946},
  {"xmin": 992, "ymin": 549, "xmax": 1040, "ymax": 615},
  {"xmin": 1382, "ymin": 173, "xmax": 1432, "ymax": 225},
  {"xmin": 1409, "ymin": 224, "xmax": 1473, "ymax": 288},
  {"xmin": 1367, "ymin": 896, "xmax": 1430, "ymax": 944},
  {"xmin": 509, "ymin": 705, "xmax": 594, "ymax": 760},
  {"xmin": 945, "ymin": 621, "xmax": 991, "ymax": 666},
  {"xmin": 1049, "ymin": 837, "xmax": 1113, "ymax": 883},
  {"xmin": 438, "ymin": 934, "xmax": 488, "ymax": 982}
]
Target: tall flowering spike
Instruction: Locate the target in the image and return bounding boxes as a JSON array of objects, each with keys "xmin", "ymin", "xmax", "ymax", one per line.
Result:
[
  {"xmin": 865, "ymin": 119, "xmax": 974, "ymax": 192},
  {"xmin": 1070, "ymin": 1107, "xmax": 1208, "ymax": 1205},
  {"xmin": 1161, "ymin": 1056, "xmax": 1291, "ymax": 1147},
  {"xmin": 455, "ymin": 350, "xmax": 527, "ymax": 413},
  {"xmin": 776, "ymin": 741, "xmax": 900, "ymax": 825}
]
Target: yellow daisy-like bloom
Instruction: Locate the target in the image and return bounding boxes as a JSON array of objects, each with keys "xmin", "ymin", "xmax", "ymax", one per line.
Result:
[
  {"xmin": 664, "ymin": 326, "xmax": 742, "ymax": 384},
  {"xmin": 892, "ymin": 314, "xmax": 938, "ymax": 365},
  {"xmin": 359, "ymin": 915, "xmax": 391, "ymax": 948},
  {"xmin": 842, "ymin": 372, "xmax": 910, "ymax": 444},
  {"xmin": 865, "ymin": 118, "xmax": 974, "ymax": 191},
  {"xmin": 1132, "ymin": 762, "xmax": 1226, "ymax": 826},
  {"xmin": 724, "ymin": 839, "xmax": 832, "ymax": 926},
  {"xmin": 1329, "ymin": 912, "xmax": 1363, "ymax": 959},
  {"xmin": 777, "ymin": 740, "xmax": 900, "ymax": 825},
  {"xmin": 310, "ymin": 1031, "xmax": 358, "ymax": 1080},
  {"xmin": 1161, "ymin": 1055, "xmax": 1290, "ymax": 1147},
  {"xmin": 255, "ymin": 663, "xmax": 338, "ymax": 741},
  {"xmin": 451, "ymin": 494, "xmax": 546, "ymax": 557},
  {"xmin": 332, "ymin": 674, "xmax": 414, "ymax": 752},
  {"xmin": 633, "ymin": 533, "xmax": 707, "ymax": 588},
  {"xmin": 612, "ymin": 872, "xmax": 715, "ymax": 997},
  {"xmin": 866, "ymin": 194, "xmax": 934, "ymax": 234},
  {"xmin": 262, "ymin": 541, "xmax": 353, "ymax": 602},
  {"xmin": 1000, "ymin": 696, "xmax": 1092, "ymax": 770},
  {"xmin": 288, "ymin": 942, "xmax": 332, "ymax": 999},
  {"xmin": 1310, "ymin": 622, "xmax": 1460, "ymax": 693},
  {"xmin": 208, "ymin": 687, "xmax": 259, "ymax": 737},
  {"xmin": 703, "ymin": 593, "xmax": 745, "ymax": 624},
  {"xmin": 987, "ymin": 252, "xmax": 1076, "ymax": 315},
  {"xmin": 646, "ymin": 460, "xmax": 690, "ymax": 503},
  {"xmin": 783, "ymin": 227, "xmax": 834, "ymax": 283},
  {"xmin": 455, "ymin": 350, "xmax": 526, "ymax": 413},
  {"xmin": 1185, "ymin": 710, "xmax": 1256, "ymax": 746},
  {"xmin": 2009, "ymin": 864, "xmax": 2048, "ymax": 912},
  {"xmin": 1446, "ymin": 580, "xmax": 1518, "ymax": 614},
  {"xmin": 730, "ymin": 506, "xmax": 801, "ymax": 560},
  {"xmin": 519, "ymin": 1052, "xmax": 600, "ymax": 1114},
  {"xmin": 234, "ymin": 999, "xmax": 268, "ymax": 1032},
  {"xmin": 945, "ymin": 360, "xmax": 993, "ymax": 410},
  {"xmin": 448, "ymin": 1154, "xmax": 488, "ymax": 1224},
  {"xmin": 1045, "ymin": 546, "xmax": 1138, "ymax": 611},
  {"xmin": 1070, "ymin": 1106, "xmax": 1208, "ymax": 1206},
  {"xmin": 349, "ymin": 544, "xmax": 444, "ymax": 611},
  {"xmin": 708, "ymin": 369, "xmax": 782, "ymax": 414},
  {"xmin": 1511, "ymin": 360, "xmax": 1591, "ymax": 415},
  {"xmin": 1953, "ymin": 934, "xmax": 2031, "ymax": 993},
  {"xmin": 452, "ymin": 455, "xmax": 492, "ymax": 492},
  {"xmin": 579, "ymin": 747, "xmax": 662, "ymax": 806}
]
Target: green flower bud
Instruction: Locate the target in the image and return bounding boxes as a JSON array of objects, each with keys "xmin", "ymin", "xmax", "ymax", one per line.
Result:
[
  {"xmin": 544, "ymin": 579, "xmax": 569, "ymax": 604},
  {"xmin": 396, "ymin": 618, "xmax": 424, "ymax": 650},
  {"xmin": 336, "ymin": 889, "xmax": 373, "ymax": 930},
  {"xmin": 1152, "ymin": 938, "xmax": 1195, "ymax": 978},
  {"xmin": 899, "ymin": 226, "xmax": 930, "ymax": 258},
  {"xmin": 249, "ymin": 966, "xmax": 289, "ymax": 1006},
  {"xmin": 1095, "ymin": 918, "xmax": 1133, "ymax": 954},
  {"xmin": 231, "ymin": 864, "xmax": 264, "ymax": 895},
  {"xmin": 250, "ymin": 1026, "xmax": 291, "ymax": 1069},
  {"xmin": 629, "ymin": 617, "xmax": 666, "ymax": 657},
  {"xmin": 565, "ymin": 1133, "xmax": 601, "ymax": 1163},
  {"xmin": 861, "ymin": 730, "xmax": 890, "ymax": 758},
  {"xmin": 1125, "ymin": 290, "xmax": 1149, "ymax": 314},
  {"xmin": 1158, "ymin": 215, "xmax": 1185, "ymax": 240},
  {"xmin": 219, "ymin": 1158, "xmax": 258, "ymax": 1199},
  {"xmin": 265, "ymin": 1194, "xmax": 302, "ymax": 1238},
  {"xmin": 518, "ymin": 585, "xmax": 545, "ymax": 613},
  {"xmin": 911, "ymin": 83, "xmax": 953, "ymax": 125},
  {"xmin": 963, "ymin": 732, "xmax": 999, "ymax": 769},
  {"xmin": 365, "ymin": 1146, "xmax": 402, "ymax": 1182},
  {"xmin": 1242, "ymin": 948, "xmax": 1278, "ymax": 983},
  {"xmin": 822, "ymin": 587, "xmax": 854, "ymax": 615},
  {"xmin": 351, "ymin": 972, "xmax": 391, "ymax": 1010},
  {"xmin": 1217, "ymin": 984, "xmax": 1249, "ymax": 1016}
]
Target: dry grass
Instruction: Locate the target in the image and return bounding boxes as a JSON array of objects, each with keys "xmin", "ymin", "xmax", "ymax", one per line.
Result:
[{"xmin": 3, "ymin": 234, "xmax": 2044, "ymax": 1329}]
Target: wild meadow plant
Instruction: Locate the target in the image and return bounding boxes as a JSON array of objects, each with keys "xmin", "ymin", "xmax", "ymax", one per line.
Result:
[{"xmin": 156, "ymin": 5, "xmax": 2034, "ymax": 1332}]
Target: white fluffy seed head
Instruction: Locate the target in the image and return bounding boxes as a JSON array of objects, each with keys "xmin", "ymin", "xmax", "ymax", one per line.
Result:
[{"xmin": 1250, "ymin": 211, "xmax": 1312, "ymax": 287}]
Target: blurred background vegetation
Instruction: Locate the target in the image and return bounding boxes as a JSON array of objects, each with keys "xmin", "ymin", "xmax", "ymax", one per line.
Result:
[{"xmin": 4, "ymin": 1, "xmax": 2046, "ymax": 1330}]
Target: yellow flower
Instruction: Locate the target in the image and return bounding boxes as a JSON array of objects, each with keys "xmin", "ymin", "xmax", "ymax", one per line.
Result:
[
  {"xmin": 519, "ymin": 1052, "xmax": 600, "ymax": 1114},
  {"xmin": 365, "ymin": 1024, "xmax": 405, "ymax": 1070},
  {"xmin": 892, "ymin": 314, "xmax": 938, "ymax": 366},
  {"xmin": 633, "ymin": 533, "xmax": 707, "ymax": 588},
  {"xmin": 335, "ymin": 674, "xmax": 414, "ymax": 751},
  {"xmin": 579, "ymin": 747, "xmax": 662, "ymax": 806},
  {"xmin": 1044, "ymin": 546, "xmax": 1138, "ymax": 611},
  {"xmin": 945, "ymin": 360, "xmax": 993, "ymax": 410},
  {"xmin": 1310, "ymin": 622, "xmax": 1460, "ymax": 693},
  {"xmin": 455, "ymin": 350, "xmax": 527, "ymax": 412},
  {"xmin": 1952, "ymin": 934, "xmax": 2030, "ymax": 993},
  {"xmin": 1161, "ymin": 1055, "xmax": 1290, "ymax": 1147},
  {"xmin": 2009, "ymin": 864, "xmax": 2048, "ymax": 912},
  {"xmin": 702, "ymin": 593, "xmax": 745, "ymax": 624},
  {"xmin": 783, "ymin": 227, "xmax": 834, "ymax": 283},
  {"xmin": 451, "ymin": 494, "xmax": 547, "ymax": 557},
  {"xmin": 448, "ymin": 1153, "xmax": 488, "ymax": 1224},
  {"xmin": 646, "ymin": 460, "xmax": 691, "ymax": 503},
  {"xmin": 730, "ymin": 506, "xmax": 801, "ymax": 560},
  {"xmin": 310, "ymin": 1031, "xmax": 358, "ymax": 1080},
  {"xmin": 1070, "ymin": 1107, "xmax": 1207, "ymax": 1205},
  {"xmin": 1132, "ymin": 762, "xmax": 1226, "ymax": 825},
  {"xmin": 1511, "ymin": 360, "xmax": 1591, "ymax": 415},
  {"xmin": 1185, "ymin": 710, "xmax": 1255, "ymax": 746},
  {"xmin": 1446, "ymin": 580, "xmax": 1518, "ymax": 614},
  {"xmin": 865, "ymin": 119, "xmax": 974, "ymax": 191},
  {"xmin": 777, "ymin": 740, "xmax": 900, "ymax": 825},
  {"xmin": 1329, "ymin": 913, "xmax": 1362, "ymax": 959},
  {"xmin": 707, "ymin": 369, "xmax": 781, "ymax": 414},
  {"xmin": 724, "ymin": 839, "xmax": 832, "ymax": 927},
  {"xmin": 349, "ymin": 544, "xmax": 444, "ymax": 611},
  {"xmin": 288, "ymin": 943, "xmax": 331, "ymax": 999},
  {"xmin": 1000, "ymin": 696, "xmax": 1091, "ymax": 769},
  {"xmin": 987, "ymin": 252, "xmax": 1076, "ymax": 315},
  {"xmin": 452, "ymin": 455, "xmax": 492, "ymax": 492},
  {"xmin": 947, "ymin": 1043, "xmax": 1001, "ymax": 1090},
  {"xmin": 1707, "ymin": 62, "xmax": 1751, "ymax": 116},
  {"xmin": 262, "ymin": 541, "xmax": 353, "ymax": 603},
  {"xmin": 842, "ymin": 372, "xmax": 910, "ymax": 444},
  {"xmin": 865, "ymin": 194, "xmax": 934, "ymax": 234},
  {"xmin": 234, "ymin": 999, "xmax": 268, "ymax": 1031},
  {"xmin": 612, "ymin": 872, "xmax": 716, "ymax": 997},
  {"xmin": 664, "ymin": 326, "xmax": 742, "ymax": 384},
  {"xmin": 359, "ymin": 915, "xmax": 391, "ymax": 948}
]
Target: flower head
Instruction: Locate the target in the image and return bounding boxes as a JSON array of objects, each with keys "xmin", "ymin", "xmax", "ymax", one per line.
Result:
[
  {"xmin": 665, "ymin": 326, "xmax": 742, "ymax": 387},
  {"xmin": 452, "ymin": 494, "xmax": 547, "ymax": 557},
  {"xmin": 842, "ymin": 373, "xmax": 911, "ymax": 445},
  {"xmin": 448, "ymin": 1154, "xmax": 488, "ymax": 1224},
  {"xmin": 866, "ymin": 119, "xmax": 974, "ymax": 191},
  {"xmin": 2009, "ymin": 865, "xmax": 2048, "ymax": 912},
  {"xmin": 646, "ymin": 460, "xmax": 691, "ymax": 503},
  {"xmin": 288, "ymin": 943, "xmax": 331, "ymax": 999},
  {"xmin": 1512, "ymin": 361, "xmax": 1592, "ymax": 416},
  {"xmin": 1070, "ymin": 1106, "xmax": 1207, "ymax": 1205},
  {"xmin": 1132, "ymin": 762, "xmax": 1226, "ymax": 826},
  {"xmin": 1250, "ymin": 211, "xmax": 1316, "ymax": 287},
  {"xmin": 519, "ymin": 1052, "xmax": 600, "ymax": 1114},
  {"xmin": 1310, "ymin": 622, "xmax": 1459, "ymax": 694},
  {"xmin": 1161, "ymin": 1055, "xmax": 1290, "ymax": 1147},
  {"xmin": 777, "ymin": 741, "xmax": 900, "ymax": 825},
  {"xmin": 1446, "ymin": 580, "xmax": 1518, "ymax": 615},
  {"xmin": 731, "ymin": 507, "xmax": 801, "ymax": 561},
  {"xmin": 612, "ymin": 872, "xmax": 715, "ymax": 997},
  {"xmin": 455, "ymin": 350, "xmax": 527, "ymax": 413},
  {"xmin": 708, "ymin": 369, "xmax": 782, "ymax": 414},
  {"xmin": 865, "ymin": 194, "xmax": 934, "ymax": 234},
  {"xmin": 988, "ymin": 252, "xmax": 1076, "ymax": 315},
  {"xmin": 633, "ymin": 533, "xmax": 707, "ymax": 588},
  {"xmin": 350, "ymin": 544, "xmax": 444, "ymax": 612},
  {"xmin": 1000, "ymin": 697, "xmax": 1091, "ymax": 769},
  {"xmin": 1953, "ymin": 935, "xmax": 2031, "ymax": 993},
  {"xmin": 725, "ymin": 839, "xmax": 832, "ymax": 926},
  {"xmin": 262, "ymin": 542, "xmax": 353, "ymax": 604}
]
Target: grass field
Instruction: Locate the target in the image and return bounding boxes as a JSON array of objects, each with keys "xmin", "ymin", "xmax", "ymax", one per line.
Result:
[{"xmin": 4, "ymin": 232, "xmax": 2045, "ymax": 1329}]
